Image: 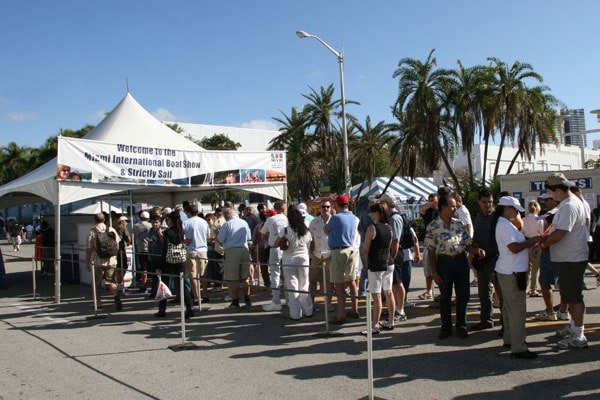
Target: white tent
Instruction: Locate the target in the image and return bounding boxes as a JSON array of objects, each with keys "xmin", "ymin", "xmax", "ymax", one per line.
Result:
[
  {"xmin": 0, "ymin": 93, "xmax": 286, "ymax": 207},
  {"xmin": 0, "ymin": 92, "xmax": 287, "ymax": 302}
]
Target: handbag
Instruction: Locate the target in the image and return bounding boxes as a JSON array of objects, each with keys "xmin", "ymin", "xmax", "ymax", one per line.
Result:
[
  {"xmin": 155, "ymin": 276, "xmax": 173, "ymax": 301},
  {"xmin": 166, "ymin": 242, "xmax": 187, "ymax": 264},
  {"xmin": 279, "ymin": 228, "xmax": 289, "ymax": 251}
]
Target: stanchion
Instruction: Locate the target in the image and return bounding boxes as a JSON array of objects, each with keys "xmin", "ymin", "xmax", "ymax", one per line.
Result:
[
  {"xmin": 31, "ymin": 257, "xmax": 39, "ymax": 300},
  {"xmin": 314, "ymin": 261, "xmax": 342, "ymax": 337},
  {"xmin": 86, "ymin": 264, "xmax": 107, "ymax": 320},
  {"xmin": 366, "ymin": 290, "xmax": 374, "ymax": 400},
  {"xmin": 0, "ymin": 247, "xmax": 7, "ymax": 290},
  {"xmin": 168, "ymin": 272, "xmax": 196, "ymax": 351}
]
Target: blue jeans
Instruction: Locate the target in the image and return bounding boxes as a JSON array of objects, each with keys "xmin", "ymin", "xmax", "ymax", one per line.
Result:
[{"xmin": 437, "ymin": 254, "xmax": 470, "ymax": 330}]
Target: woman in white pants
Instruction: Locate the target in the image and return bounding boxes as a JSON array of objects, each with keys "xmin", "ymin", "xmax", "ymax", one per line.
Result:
[{"xmin": 274, "ymin": 207, "xmax": 313, "ymax": 320}]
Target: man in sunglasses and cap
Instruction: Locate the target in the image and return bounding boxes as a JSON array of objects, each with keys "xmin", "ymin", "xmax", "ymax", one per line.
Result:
[{"xmin": 541, "ymin": 173, "xmax": 589, "ymax": 349}]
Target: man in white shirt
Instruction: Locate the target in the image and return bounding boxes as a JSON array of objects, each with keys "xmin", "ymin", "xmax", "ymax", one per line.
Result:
[
  {"xmin": 541, "ymin": 173, "xmax": 589, "ymax": 349},
  {"xmin": 308, "ymin": 199, "xmax": 333, "ymax": 310},
  {"xmin": 261, "ymin": 201, "xmax": 288, "ymax": 311}
]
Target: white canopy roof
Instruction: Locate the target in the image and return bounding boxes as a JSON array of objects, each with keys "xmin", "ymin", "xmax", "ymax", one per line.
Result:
[{"xmin": 0, "ymin": 93, "xmax": 286, "ymax": 208}]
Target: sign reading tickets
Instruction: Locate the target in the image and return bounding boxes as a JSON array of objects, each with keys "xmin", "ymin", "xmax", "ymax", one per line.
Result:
[{"xmin": 56, "ymin": 136, "xmax": 286, "ymax": 186}]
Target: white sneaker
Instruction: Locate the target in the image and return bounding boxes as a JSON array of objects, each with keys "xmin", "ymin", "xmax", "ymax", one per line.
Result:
[
  {"xmin": 418, "ymin": 292, "xmax": 432, "ymax": 300},
  {"xmin": 557, "ymin": 335, "xmax": 588, "ymax": 349},
  {"xmin": 556, "ymin": 326, "xmax": 572, "ymax": 338},
  {"xmin": 558, "ymin": 310, "xmax": 571, "ymax": 321},
  {"xmin": 535, "ymin": 311, "xmax": 558, "ymax": 321},
  {"xmin": 224, "ymin": 295, "xmax": 232, "ymax": 302},
  {"xmin": 262, "ymin": 302, "xmax": 282, "ymax": 311},
  {"xmin": 394, "ymin": 312, "xmax": 408, "ymax": 322}
]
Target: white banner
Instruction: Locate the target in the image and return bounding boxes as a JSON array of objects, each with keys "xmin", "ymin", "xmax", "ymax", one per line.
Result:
[{"xmin": 57, "ymin": 136, "xmax": 286, "ymax": 187}]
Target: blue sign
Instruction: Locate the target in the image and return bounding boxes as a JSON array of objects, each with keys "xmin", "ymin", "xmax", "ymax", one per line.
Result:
[{"xmin": 530, "ymin": 177, "xmax": 592, "ymax": 191}]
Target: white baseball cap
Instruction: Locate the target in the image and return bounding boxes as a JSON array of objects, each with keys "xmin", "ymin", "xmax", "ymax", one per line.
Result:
[{"xmin": 498, "ymin": 196, "xmax": 525, "ymax": 212}]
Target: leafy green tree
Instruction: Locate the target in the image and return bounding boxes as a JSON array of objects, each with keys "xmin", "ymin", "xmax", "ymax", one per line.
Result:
[
  {"xmin": 504, "ymin": 86, "xmax": 560, "ymax": 174},
  {"xmin": 348, "ymin": 116, "xmax": 394, "ymax": 200},
  {"xmin": 445, "ymin": 62, "xmax": 489, "ymax": 185},
  {"xmin": 197, "ymin": 133, "xmax": 243, "ymax": 206},
  {"xmin": 199, "ymin": 133, "xmax": 241, "ymax": 151},
  {"xmin": 270, "ymin": 107, "xmax": 320, "ymax": 199},
  {"xmin": 302, "ymin": 84, "xmax": 358, "ymax": 193},
  {"xmin": 486, "ymin": 57, "xmax": 544, "ymax": 178},
  {"xmin": 391, "ymin": 49, "xmax": 461, "ymax": 191}
]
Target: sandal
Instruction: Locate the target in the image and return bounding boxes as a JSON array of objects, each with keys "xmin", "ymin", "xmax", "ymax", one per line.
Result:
[{"xmin": 528, "ymin": 290, "xmax": 542, "ymax": 297}]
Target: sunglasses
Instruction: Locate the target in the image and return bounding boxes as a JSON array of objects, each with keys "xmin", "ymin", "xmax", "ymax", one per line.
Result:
[{"xmin": 321, "ymin": 205, "xmax": 331, "ymax": 208}]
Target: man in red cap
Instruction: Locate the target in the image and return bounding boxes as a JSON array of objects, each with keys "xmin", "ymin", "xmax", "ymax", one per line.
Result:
[{"xmin": 325, "ymin": 195, "xmax": 360, "ymax": 324}]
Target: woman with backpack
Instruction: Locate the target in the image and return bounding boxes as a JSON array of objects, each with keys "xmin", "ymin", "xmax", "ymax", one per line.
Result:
[{"xmin": 155, "ymin": 211, "xmax": 194, "ymax": 319}]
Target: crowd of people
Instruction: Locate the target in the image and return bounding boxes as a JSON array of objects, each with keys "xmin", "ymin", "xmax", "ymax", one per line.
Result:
[{"xmin": 50, "ymin": 171, "xmax": 597, "ymax": 356}]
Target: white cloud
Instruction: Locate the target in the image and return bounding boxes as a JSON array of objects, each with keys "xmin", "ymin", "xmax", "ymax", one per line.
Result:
[
  {"xmin": 8, "ymin": 112, "xmax": 35, "ymax": 122},
  {"xmin": 240, "ymin": 119, "xmax": 279, "ymax": 131},
  {"xmin": 152, "ymin": 108, "xmax": 176, "ymax": 121},
  {"xmin": 152, "ymin": 108, "xmax": 193, "ymax": 123},
  {"xmin": 89, "ymin": 109, "xmax": 108, "ymax": 122}
]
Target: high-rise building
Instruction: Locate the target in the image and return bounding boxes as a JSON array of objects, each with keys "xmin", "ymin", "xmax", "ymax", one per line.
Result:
[{"xmin": 560, "ymin": 108, "xmax": 587, "ymax": 147}]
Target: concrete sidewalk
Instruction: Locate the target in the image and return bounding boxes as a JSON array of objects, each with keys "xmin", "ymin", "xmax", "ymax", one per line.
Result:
[{"xmin": 1, "ymin": 241, "xmax": 599, "ymax": 400}]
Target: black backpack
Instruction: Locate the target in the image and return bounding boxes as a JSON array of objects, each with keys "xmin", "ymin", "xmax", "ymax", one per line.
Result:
[
  {"xmin": 95, "ymin": 229, "xmax": 119, "ymax": 258},
  {"xmin": 399, "ymin": 214, "xmax": 416, "ymax": 249}
]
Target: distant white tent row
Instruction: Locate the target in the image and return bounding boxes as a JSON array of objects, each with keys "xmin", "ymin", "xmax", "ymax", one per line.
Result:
[{"xmin": 350, "ymin": 176, "xmax": 438, "ymax": 203}]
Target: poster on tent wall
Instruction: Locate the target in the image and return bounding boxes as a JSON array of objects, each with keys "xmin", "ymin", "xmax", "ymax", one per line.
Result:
[{"xmin": 57, "ymin": 136, "xmax": 286, "ymax": 187}]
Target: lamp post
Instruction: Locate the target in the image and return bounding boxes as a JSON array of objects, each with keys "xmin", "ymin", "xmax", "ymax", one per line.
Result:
[{"xmin": 296, "ymin": 30, "xmax": 351, "ymax": 194}]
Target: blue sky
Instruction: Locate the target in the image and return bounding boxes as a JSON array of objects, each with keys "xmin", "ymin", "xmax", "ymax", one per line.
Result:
[{"xmin": 2, "ymin": 0, "xmax": 599, "ymax": 149}]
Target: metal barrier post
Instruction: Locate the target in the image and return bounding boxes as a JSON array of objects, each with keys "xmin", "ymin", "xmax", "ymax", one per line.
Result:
[
  {"xmin": 314, "ymin": 261, "xmax": 342, "ymax": 337},
  {"xmin": 323, "ymin": 261, "xmax": 330, "ymax": 331},
  {"xmin": 366, "ymin": 290, "xmax": 374, "ymax": 400},
  {"xmin": 31, "ymin": 257, "xmax": 38, "ymax": 300},
  {"xmin": 179, "ymin": 272, "xmax": 186, "ymax": 344},
  {"xmin": 87, "ymin": 264, "xmax": 107, "ymax": 320},
  {"xmin": 168, "ymin": 271, "xmax": 197, "ymax": 351}
]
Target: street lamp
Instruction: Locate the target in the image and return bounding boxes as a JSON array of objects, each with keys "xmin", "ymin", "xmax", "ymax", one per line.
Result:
[{"xmin": 296, "ymin": 30, "xmax": 351, "ymax": 194}]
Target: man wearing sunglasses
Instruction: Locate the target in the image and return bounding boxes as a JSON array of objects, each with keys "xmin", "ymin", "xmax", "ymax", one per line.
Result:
[
  {"xmin": 541, "ymin": 173, "xmax": 589, "ymax": 349},
  {"xmin": 308, "ymin": 200, "xmax": 334, "ymax": 311}
]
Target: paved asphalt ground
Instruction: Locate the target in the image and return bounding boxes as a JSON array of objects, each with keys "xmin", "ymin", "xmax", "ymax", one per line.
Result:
[{"xmin": 1, "ymin": 241, "xmax": 599, "ymax": 400}]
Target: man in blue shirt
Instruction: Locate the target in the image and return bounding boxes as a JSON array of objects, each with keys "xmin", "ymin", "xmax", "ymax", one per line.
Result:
[
  {"xmin": 217, "ymin": 208, "xmax": 252, "ymax": 310},
  {"xmin": 325, "ymin": 195, "xmax": 359, "ymax": 324}
]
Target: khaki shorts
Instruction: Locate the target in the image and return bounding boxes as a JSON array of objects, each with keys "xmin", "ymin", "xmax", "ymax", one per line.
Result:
[
  {"xmin": 186, "ymin": 252, "xmax": 208, "ymax": 277},
  {"xmin": 223, "ymin": 247, "xmax": 251, "ymax": 281},
  {"xmin": 309, "ymin": 256, "xmax": 331, "ymax": 284},
  {"xmin": 330, "ymin": 247, "xmax": 355, "ymax": 283},
  {"xmin": 95, "ymin": 265, "xmax": 116, "ymax": 288}
]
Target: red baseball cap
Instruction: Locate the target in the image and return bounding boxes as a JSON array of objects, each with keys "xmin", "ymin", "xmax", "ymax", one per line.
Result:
[{"xmin": 336, "ymin": 194, "xmax": 350, "ymax": 206}]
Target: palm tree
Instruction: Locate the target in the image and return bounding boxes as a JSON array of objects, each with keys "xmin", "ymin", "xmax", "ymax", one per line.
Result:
[
  {"xmin": 445, "ymin": 62, "xmax": 489, "ymax": 185},
  {"xmin": 0, "ymin": 142, "xmax": 35, "ymax": 184},
  {"xmin": 270, "ymin": 107, "xmax": 321, "ymax": 199},
  {"xmin": 302, "ymin": 84, "xmax": 358, "ymax": 193},
  {"xmin": 487, "ymin": 57, "xmax": 544, "ymax": 178},
  {"xmin": 348, "ymin": 116, "xmax": 394, "ymax": 200},
  {"xmin": 391, "ymin": 49, "xmax": 461, "ymax": 191},
  {"xmin": 504, "ymin": 86, "xmax": 560, "ymax": 174}
]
